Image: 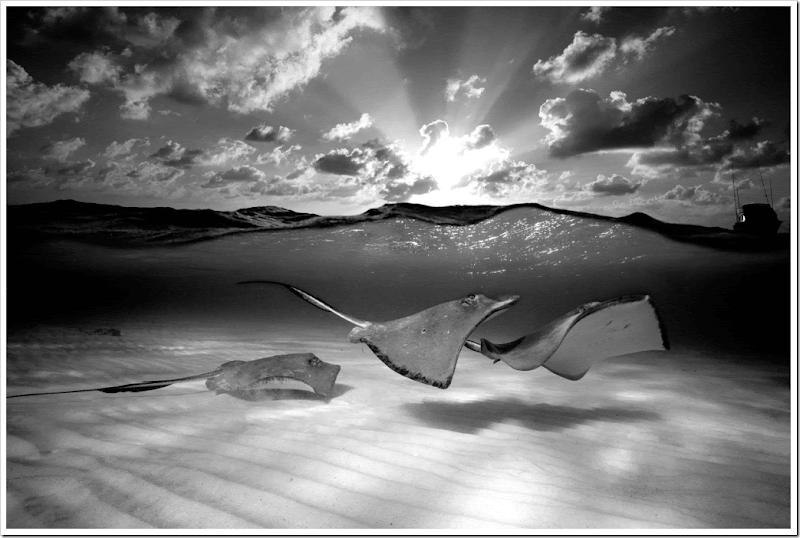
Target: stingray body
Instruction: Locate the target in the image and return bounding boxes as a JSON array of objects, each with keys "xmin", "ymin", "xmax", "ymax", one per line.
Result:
[
  {"xmin": 464, "ymin": 295, "xmax": 669, "ymax": 380},
  {"xmin": 240, "ymin": 281, "xmax": 519, "ymax": 388},
  {"xmin": 8, "ymin": 353, "xmax": 341, "ymax": 399}
]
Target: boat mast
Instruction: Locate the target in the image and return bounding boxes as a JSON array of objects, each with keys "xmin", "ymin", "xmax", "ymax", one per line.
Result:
[
  {"xmin": 755, "ymin": 156, "xmax": 771, "ymax": 206},
  {"xmin": 731, "ymin": 168, "xmax": 740, "ymax": 220}
]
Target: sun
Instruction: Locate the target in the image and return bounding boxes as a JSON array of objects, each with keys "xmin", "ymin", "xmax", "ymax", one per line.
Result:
[{"xmin": 411, "ymin": 134, "xmax": 510, "ymax": 193}]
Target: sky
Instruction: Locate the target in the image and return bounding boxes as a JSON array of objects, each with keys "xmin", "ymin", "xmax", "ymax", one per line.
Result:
[{"xmin": 3, "ymin": 3, "xmax": 795, "ymax": 229}]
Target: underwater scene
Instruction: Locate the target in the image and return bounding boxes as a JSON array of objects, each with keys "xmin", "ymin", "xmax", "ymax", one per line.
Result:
[{"xmin": 6, "ymin": 201, "xmax": 791, "ymax": 529}]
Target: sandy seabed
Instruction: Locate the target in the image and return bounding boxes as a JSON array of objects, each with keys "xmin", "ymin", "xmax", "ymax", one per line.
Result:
[{"xmin": 5, "ymin": 322, "xmax": 791, "ymax": 530}]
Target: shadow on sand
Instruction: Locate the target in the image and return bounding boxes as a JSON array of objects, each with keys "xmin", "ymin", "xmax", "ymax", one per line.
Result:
[{"xmin": 402, "ymin": 397, "xmax": 662, "ymax": 435}]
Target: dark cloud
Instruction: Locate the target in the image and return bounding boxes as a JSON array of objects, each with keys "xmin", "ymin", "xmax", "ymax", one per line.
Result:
[
  {"xmin": 725, "ymin": 140, "xmax": 790, "ymax": 170},
  {"xmin": 150, "ymin": 140, "xmax": 204, "ymax": 168},
  {"xmin": 540, "ymin": 89, "xmax": 719, "ymax": 158},
  {"xmin": 245, "ymin": 124, "xmax": 294, "ymax": 143},
  {"xmin": 380, "ymin": 176, "xmax": 437, "ymax": 202},
  {"xmin": 719, "ymin": 117, "xmax": 769, "ymax": 141},
  {"xmin": 777, "ymin": 196, "xmax": 790, "ymax": 210},
  {"xmin": 312, "ymin": 149, "xmax": 366, "ymax": 176},
  {"xmin": 419, "ymin": 120, "xmax": 449, "ymax": 156},
  {"xmin": 201, "ymin": 165, "xmax": 264, "ymax": 188},
  {"xmin": 585, "ymin": 174, "xmax": 641, "ymax": 195}
]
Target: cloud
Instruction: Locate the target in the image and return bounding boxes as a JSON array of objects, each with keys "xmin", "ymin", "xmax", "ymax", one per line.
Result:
[
  {"xmin": 581, "ymin": 7, "xmax": 611, "ymax": 24},
  {"xmin": 103, "ymin": 137, "xmax": 150, "ymax": 159},
  {"xmin": 722, "ymin": 140, "xmax": 790, "ymax": 170},
  {"xmin": 67, "ymin": 50, "xmax": 122, "ymax": 84},
  {"xmin": 55, "ymin": 159, "xmax": 96, "ymax": 176},
  {"xmin": 150, "ymin": 140, "xmax": 204, "ymax": 169},
  {"xmin": 200, "ymin": 138, "xmax": 256, "ymax": 166},
  {"xmin": 584, "ymin": 174, "xmax": 641, "ymax": 196},
  {"xmin": 244, "ymin": 124, "xmax": 294, "ymax": 143},
  {"xmin": 777, "ymin": 196, "xmax": 790, "ymax": 210},
  {"xmin": 6, "ymin": 59, "xmax": 91, "ymax": 134},
  {"xmin": 662, "ymin": 184, "xmax": 731, "ymax": 205},
  {"xmin": 40, "ymin": 137, "xmax": 86, "ymax": 162},
  {"xmin": 714, "ymin": 117, "xmax": 769, "ymax": 141},
  {"xmin": 619, "ymin": 27, "xmax": 676, "ymax": 61},
  {"xmin": 380, "ymin": 175, "xmax": 437, "ymax": 202},
  {"xmin": 464, "ymin": 159, "xmax": 550, "ymax": 199},
  {"xmin": 539, "ymin": 89, "xmax": 720, "ymax": 158},
  {"xmin": 444, "ymin": 74, "xmax": 486, "ymax": 102},
  {"xmin": 419, "ymin": 119, "xmax": 449, "ymax": 155},
  {"xmin": 533, "ymin": 27, "xmax": 674, "ymax": 84},
  {"xmin": 48, "ymin": 7, "xmax": 386, "ymax": 120},
  {"xmin": 462, "ymin": 124, "xmax": 496, "ymax": 151},
  {"xmin": 201, "ymin": 165, "xmax": 265, "ymax": 188},
  {"xmin": 256, "ymin": 145, "xmax": 302, "ymax": 165},
  {"xmin": 533, "ymin": 32, "xmax": 617, "ymax": 84},
  {"xmin": 312, "ymin": 148, "xmax": 366, "ymax": 176},
  {"xmin": 322, "ymin": 113, "xmax": 373, "ymax": 142}
]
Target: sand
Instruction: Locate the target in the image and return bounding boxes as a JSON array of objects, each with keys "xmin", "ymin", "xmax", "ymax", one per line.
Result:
[{"xmin": 5, "ymin": 322, "xmax": 791, "ymax": 530}]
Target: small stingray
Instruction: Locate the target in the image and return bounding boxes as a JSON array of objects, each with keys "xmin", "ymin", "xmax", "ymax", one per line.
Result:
[
  {"xmin": 463, "ymin": 295, "xmax": 669, "ymax": 380},
  {"xmin": 7, "ymin": 353, "xmax": 341, "ymax": 399},
  {"xmin": 239, "ymin": 281, "xmax": 519, "ymax": 388}
]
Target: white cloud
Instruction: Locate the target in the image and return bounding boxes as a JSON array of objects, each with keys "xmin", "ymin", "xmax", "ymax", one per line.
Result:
[
  {"xmin": 322, "ymin": 113, "xmax": 373, "ymax": 142},
  {"xmin": 200, "ymin": 138, "xmax": 257, "ymax": 166},
  {"xmin": 444, "ymin": 74, "xmax": 486, "ymax": 102},
  {"xmin": 581, "ymin": 6, "xmax": 611, "ymax": 24},
  {"xmin": 256, "ymin": 144, "xmax": 302, "ymax": 165},
  {"xmin": 533, "ymin": 27, "xmax": 675, "ymax": 84},
  {"xmin": 619, "ymin": 27, "xmax": 676, "ymax": 61},
  {"xmin": 103, "ymin": 138, "xmax": 149, "ymax": 159},
  {"xmin": 68, "ymin": 50, "xmax": 122, "ymax": 84},
  {"xmin": 533, "ymin": 31, "xmax": 617, "ymax": 84},
  {"xmin": 464, "ymin": 159, "xmax": 550, "ymax": 199},
  {"xmin": 6, "ymin": 60, "xmax": 91, "ymax": 134},
  {"xmin": 41, "ymin": 137, "xmax": 86, "ymax": 162}
]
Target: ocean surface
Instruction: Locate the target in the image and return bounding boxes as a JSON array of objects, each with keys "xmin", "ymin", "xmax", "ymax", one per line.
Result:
[{"xmin": 5, "ymin": 201, "xmax": 792, "ymax": 529}]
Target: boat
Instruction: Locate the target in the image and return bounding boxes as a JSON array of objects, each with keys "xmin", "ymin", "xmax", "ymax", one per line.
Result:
[
  {"xmin": 733, "ymin": 203, "xmax": 781, "ymax": 236},
  {"xmin": 731, "ymin": 164, "xmax": 781, "ymax": 236}
]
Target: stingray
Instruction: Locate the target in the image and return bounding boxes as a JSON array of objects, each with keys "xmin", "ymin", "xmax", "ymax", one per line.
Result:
[
  {"xmin": 7, "ymin": 353, "xmax": 341, "ymax": 399},
  {"xmin": 463, "ymin": 295, "xmax": 669, "ymax": 380},
  {"xmin": 239, "ymin": 281, "xmax": 519, "ymax": 389}
]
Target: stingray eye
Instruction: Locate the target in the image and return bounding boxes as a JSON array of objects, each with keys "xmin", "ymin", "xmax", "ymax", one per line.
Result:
[
  {"xmin": 307, "ymin": 357, "xmax": 320, "ymax": 367},
  {"xmin": 461, "ymin": 294, "xmax": 477, "ymax": 306}
]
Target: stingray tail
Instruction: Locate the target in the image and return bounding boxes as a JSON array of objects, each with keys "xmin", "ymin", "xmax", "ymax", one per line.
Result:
[
  {"xmin": 237, "ymin": 280, "xmax": 370, "ymax": 328},
  {"xmin": 7, "ymin": 371, "xmax": 219, "ymax": 399}
]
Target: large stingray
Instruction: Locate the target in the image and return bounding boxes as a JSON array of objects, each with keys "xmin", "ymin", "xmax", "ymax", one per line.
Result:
[
  {"xmin": 239, "ymin": 281, "xmax": 519, "ymax": 388},
  {"xmin": 463, "ymin": 295, "xmax": 669, "ymax": 380},
  {"xmin": 8, "ymin": 353, "xmax": 341, "ymax": 399}
]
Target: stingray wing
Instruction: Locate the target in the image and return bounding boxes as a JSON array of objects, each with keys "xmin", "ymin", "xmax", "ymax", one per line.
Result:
[
  {"xmin": 349, "ymin": 296, "xmax": 517, "ymax": 389},
  {"xmin": 542, "ymin": 295, "xmax": 669, "ymax": 380}
]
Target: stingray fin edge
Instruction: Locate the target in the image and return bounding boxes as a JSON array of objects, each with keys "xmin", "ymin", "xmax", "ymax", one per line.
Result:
[{"xmin": 362, "ymin": 341, "xmax": 452, "ymax": 389}]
